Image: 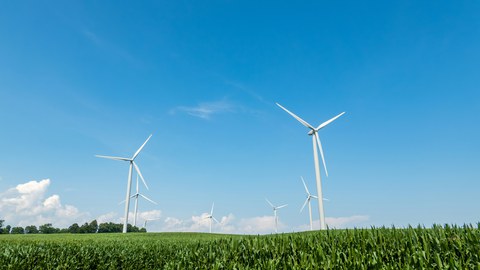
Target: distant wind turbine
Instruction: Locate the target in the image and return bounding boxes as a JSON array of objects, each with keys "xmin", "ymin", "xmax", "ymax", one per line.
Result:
[
  {"xmin": 277, "ymin": 103, "xmax": 344, "ymax": 230},
  {"xmin": 131, "ymin": 175, "xmax": 157, "ymax": 227},
  {"xmin": 204, "ymin": 202, "xmax": 220, "ymax": 233},
  {"xmin": 300, "ymin": 176, "xmax": 318, "ymax": 231},
  {"xmin": 96, "ymin": 134, "xmax": 153, "ymax": 233},
  {"xmin": 143, "ymin": 218, "xmax": 161, "ymax": 230},
  {"xmin": 266, "ymin": 198, "xmax": 287, "ymax": 233}
]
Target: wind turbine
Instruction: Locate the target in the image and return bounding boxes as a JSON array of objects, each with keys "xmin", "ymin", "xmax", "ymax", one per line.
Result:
[
  {"xmin": 96, "ymin": 134, "xmax": 153, "ymax": 233},
  {"xmin": 143, "ymin": 217, "xmax": 161, "ymax": 230},
  {"xmin": 277, "ymin": 103, "xmax": 344, "ymax": 230},
  {"xmin": 300, "ymin": 176, "xmax": 318, "ymax": 231},
  {"xmin": 204, "ymin": 202, "xmax": 220, "ymax": 233},
  {"xmin": 266, "ymin": 198, "xmax": 287, "ymax": 233},
  {"xmin": 131, "ymin": 175, "xmax": 157, "ymax": 227}
]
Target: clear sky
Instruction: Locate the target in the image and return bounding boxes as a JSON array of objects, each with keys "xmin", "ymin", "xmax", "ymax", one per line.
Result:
[{"xmin": 1, "ymin": 1, "xmax": 479, "ymax": 233}]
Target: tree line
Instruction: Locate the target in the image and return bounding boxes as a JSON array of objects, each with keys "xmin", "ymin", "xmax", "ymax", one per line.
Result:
[{"xmin": 0, "ymin": 219, "xmax": 146, "ymax": 234}]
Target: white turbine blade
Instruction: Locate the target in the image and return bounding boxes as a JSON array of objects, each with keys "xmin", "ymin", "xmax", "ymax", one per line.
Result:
[
  {"xmin": 277, "ymin": 204, "xmax": 288, "ymax": 209},
  {"xmin": 316, "ymin": 112, "xmax": 345, "ymax": 131},
  {"xmin": 311, "ymin": 195, "xmax": 318, "ymax": 199},
  {"xmin": 212, "ymin": 217, "xmax": 220, "ymax": 224},
  {"xmin": 95, "ymin": 155, "xmax": 130, "ymax": 161},
  {"xmin": 314, "ymin": 133, "xmax": 329, "ymax": 177},
  {"xmin": 300, "ymin": 198, "xmax": 309, "ymax": 213},
  {"xmin": 210, "ymin": 202, "xmax": 215, "ymax": 216},
  {"xmin": 276, "ymin": 103, "xmax": 315, "ymax": 130},
  {"xmin": 301, "ymin": 176, "xmax": 310, "ymax": 195},
  {"xmin": 133, "ymin": 162, "xmax": 149, "ymax": 190},
  {"xmin": 132, "ymin": 134, "xmax": 152, "ymax": 160},
  {"xmin": 265, "ymin": 198, "xmax": 274, "ymax": 208},
  {"xmin": 139, "ymin": 194, "xmax": 158, "ymax": 205},
  {"xmin": 323, "ymin": 198, "xmax": 329, "ymax": 201},
  {"xmin": 119, "ymin": 200, "xmax": 126, "ymax": 205},
  {"xmin": 130, "ymin": 193, "xmax": 138, "ymax": 199}
]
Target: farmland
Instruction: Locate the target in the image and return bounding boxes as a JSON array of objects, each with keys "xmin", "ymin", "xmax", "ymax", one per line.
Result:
[{"xmin": 1, "ymin": 224, "xmax": 479, "ymax": 269}]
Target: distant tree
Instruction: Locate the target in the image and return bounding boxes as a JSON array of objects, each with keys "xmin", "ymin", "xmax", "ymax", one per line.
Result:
[
  {"xmin": 127, "ymin": 224, "xmax": 141, "ymax": 233},
  {"xmin": 3, "ymin": 225, "xmax": 11, "ymax": 234},
  {"xmin": 89, "ymin": 220, "xmax": 98, "ymax": 233},
  {"xmin": 59, "ymin": 228, "xmax": 69, "ymax": 233},
  {"xmin": 11, "ymin": 227, "xmax": 25, "ymax": 234},
  {"xmin": 98, "ymin": 222, "xmax": 122, "ymax": 233},
  {"xmin": 68, "ymin": 223, "xmax": 80, "ymax": 233},
  {"xmin": 25, "ymin": 225, "xmax": 39, "ymax": 234},
  {"xmin": 39, "ymin": 223, "xmax": 58, "ymax": 234},
  {"xmin": 139, "ymin": 228, "xmax": 147, "ymax": 233},
  {"xmin": 0, "ymin": 220, "xmax": 4, "ymax": 234}
]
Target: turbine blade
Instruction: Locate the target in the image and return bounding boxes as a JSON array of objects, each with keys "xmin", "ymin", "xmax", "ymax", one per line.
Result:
[
  {"xmin": 277, "ymin": 204, "xmax": 288, "ymax": 209},
  {"xmin": 316, "ymin": 112, "xmax": 345, "ymax": 131},
  {"xmin": 301, "ymin": 176, "xmax": 310, "ymax": 195},
  {"xmin": 139, "ymin": 194, "xmax": 158, "ymax": 205},
  {"xmin": 119, "ymin": 200, "xmax": 126, "ymax": 205},
  {"xmin": 311, "ymin": 195, "xmax": 318, "ymax": 199},
  {"xmin": 95, "ymin": 155, "xmax": 130, "ymax": 161},
  {"xmin": 314, "ymin": 133, "xmax": 329, "ymax": 177},
  {"xmin": 213, "ymin": 217, "xmax": 220, "ymax": 224},
  {"xmin": 210, "ymin": 202, "xmax": 215, "ymax": 216},
  {"xmin": 300, "ymin": 198, "xmax": 309, "ymax": 213},
  {"xmin": 276, "ymin": 103, "xmax": 315, "ymax": 130},
  {"xmin": 133, "ymin": 162, "xmax": 149, "ymax": 190},
  {"xmin": 132, "ymin": 134, "xmax": 152, "ymax": 160},
  {"xmin": 323, "ymin": 198, "xmax": 329, "ymax": 201},
  {"xmin": 265, "ymin": 198, "xmax": 274, "ymax": 208}
]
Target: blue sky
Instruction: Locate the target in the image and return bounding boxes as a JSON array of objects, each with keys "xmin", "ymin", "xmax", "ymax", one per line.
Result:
[{"xmin": 1, "ymin": 1, "xmax": 479, "ymax": 233}]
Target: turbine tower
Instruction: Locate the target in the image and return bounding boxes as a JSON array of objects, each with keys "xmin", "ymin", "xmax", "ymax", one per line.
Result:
[
  {"xmin": 204, "ymin": 202, "xmax": 220, "ymax": 233},
  {"xmin": 266, "ymin": 198, "xmax": 287, "ymax": 233},
  {"xmin": 96, "ymin": 134, "xmax": 153, "ymax": 233},
  {"xmin": 300, "ymin": 176, "xmax": 318, "ymax": 231},
  {"xmin": 131, "ymin": 175, "xmax": 157, "ymax": 227},
  {"xmin": 277, "ymin": 103, "xmax": 344, "ymax": 230}
]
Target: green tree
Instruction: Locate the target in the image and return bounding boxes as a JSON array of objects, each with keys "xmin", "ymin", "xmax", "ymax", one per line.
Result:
[
  {"xmin": 3, "ymin": 225, "xmax": 11, "ymax": 234},
  {"xmin": 25, "ymin": 225, "xmax": 39, "ymax": 234},
  {"xmin": 0, "ymin": 220, "xmax": 4, "ymax": 234},
  {"xmin": 68, "ymin": 223, "xmax": 80, "ymax": 233},
  {"xmin": 39, "ymin": 223, "xmax": 58, "ymax": 234},
  {"xmin": 10, "ymin": 227, "xmax": 25, "ymax": 234},
  {"xmin": 98, "ymin": 222, "xmax": 122, "ymax": 233},
  {"xmin": 89, "ymin": 220, "xmax": 98, "ymax": 233}
]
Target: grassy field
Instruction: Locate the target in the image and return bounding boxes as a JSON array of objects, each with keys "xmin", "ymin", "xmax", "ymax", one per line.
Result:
[{"xmin": 1, "ymin": 224, "xmax": 480, "ymax": 269}]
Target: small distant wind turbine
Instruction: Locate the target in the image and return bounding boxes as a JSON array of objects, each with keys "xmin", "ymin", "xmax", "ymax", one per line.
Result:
[
  {"xmin": 300, "ymin": 176, "xmax": 318, "ymax": 231},
  {"xmin": 131, "ymin": 175, "xmax": 157, "ymax": 227},
  {"xmin": 266, "ymin": 198, "xmax": 287, "ymax": 233},
  {"xmin": 277, "ymin": 103, "xmax": 344, "ymax": 230},
  {"xmin": 204, "ymin": 202, "xmax": 220, "ymax": 233},
  {"xmin": 96, "ymin": 134, "xmax": 153, "ymax": 233},
  {"xmin": 143, "ymin": 218, "xmax": 161, "ymax": 230}
]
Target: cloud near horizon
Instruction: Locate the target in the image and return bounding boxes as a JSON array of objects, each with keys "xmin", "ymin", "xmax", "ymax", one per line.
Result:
[{"xmin": 0, "ymin": 179, "xmax": 89, "ymax": 228}]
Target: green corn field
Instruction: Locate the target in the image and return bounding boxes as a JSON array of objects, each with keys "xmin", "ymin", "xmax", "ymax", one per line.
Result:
[{"xmin": 1, "ymin": 224, "xmax": 479, "ymax": 269}]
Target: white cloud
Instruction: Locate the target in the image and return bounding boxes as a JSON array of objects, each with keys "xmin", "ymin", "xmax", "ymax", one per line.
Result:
[
  {"xmin": 170, "ymin": 99, "xmax": 235, "ymax": 119},
  {"xmin": 0, "ymin": 179, "xmax": 89, "ymax": 228}
]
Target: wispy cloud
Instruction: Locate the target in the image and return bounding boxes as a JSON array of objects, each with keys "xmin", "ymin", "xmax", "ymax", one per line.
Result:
[
  {"xmin": 170, "ymin": 99, "xmax": 236, "ymax": 120},
  {"xmin": 82, "ymin": 29, "xmax": 141, "ymax": 66},
  {"xmin": 295, "ymin": 215, "xmax": 370, "ymax": 231}
]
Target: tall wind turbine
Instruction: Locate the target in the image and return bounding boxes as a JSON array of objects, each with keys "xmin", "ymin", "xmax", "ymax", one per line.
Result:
[
  {"xmin": 204, "ymin": 202, "xmax": 220, "ymax": 233},
  {"xmin": 131, "ymin": 175, "xmax": 157, "ymax": 227},
  {"xmin": 266, "ymin": 198, "xmax": 287, "ymax": 233},
  {"xmin": 300, "ymin": 176, "xmax": 318, "ymax": 231},
  {"xmin": 277, "ymin": 103, "xmax": 344, "ymax": 230},
  {"xmin": 96, "ymin": 134, "xmax": 153, "ymax": 233}
]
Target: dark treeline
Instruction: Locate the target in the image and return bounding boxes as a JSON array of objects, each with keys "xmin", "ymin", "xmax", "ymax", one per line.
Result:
[{"xmin": 0, "ymin": 219, "xmax": 146, "ymax": 234}]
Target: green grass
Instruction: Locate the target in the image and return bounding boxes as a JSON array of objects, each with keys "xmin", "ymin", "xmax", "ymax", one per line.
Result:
[{"xmin": 1, "ymin": 225, "xmax": 480, "ymax": 269}]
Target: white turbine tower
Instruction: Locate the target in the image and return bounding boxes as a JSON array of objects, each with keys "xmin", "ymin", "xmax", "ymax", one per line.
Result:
[
  {"xmin": 131, "ymin": 175, "xmax": 157, "ymax": 227},
  {"xmin": 265, "ymin": 198, "xmax": 287, "ymax": 233},
  {"xmin": 277, "ymin": 103, "xmax": 344, "ymax": 230},
  {"xmin": 143, "ymin": 218, "xmax": 161, "ymax": 230},
  {"xmin": 96, "ymin": 134, "xmax": 153, "ymax": 233},
  {"xmin": 204, "ymin": 202, "xmax": 220, "ymax": 233},
  {"xmin": 300, "ymin": 176, "xmax": 318, "ymax": 231}
]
